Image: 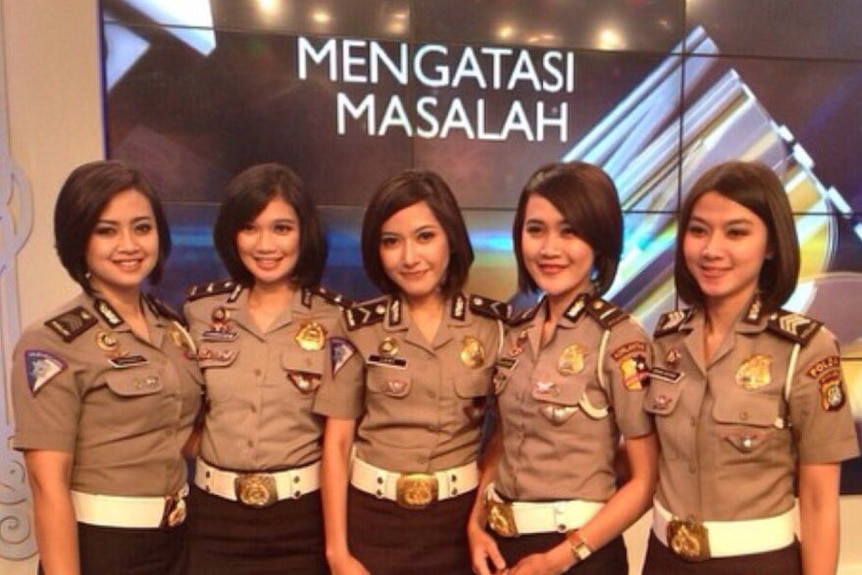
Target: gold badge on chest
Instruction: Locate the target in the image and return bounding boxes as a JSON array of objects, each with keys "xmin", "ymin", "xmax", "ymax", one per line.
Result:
[
  {"xmin": 558, "ymin": 344, "xmax": 585, "ymax": 375},
  {"xmin": 460, "ymin": 336, "xmax": 485, "ymax": 368},
  {"xmin": 379, "ymin": 337, "xmax": 399, "ymax": 356},
  {"xmin": 735, "ymin": 354, "xmax": 772, "ymax": 390},
  {"xmin": 295, "ymin": 321, "xmax": 326, "ymax": 351}
]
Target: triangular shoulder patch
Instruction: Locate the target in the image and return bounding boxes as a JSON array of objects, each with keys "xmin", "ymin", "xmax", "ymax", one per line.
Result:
[
  {"xmin": 45, "ymin": 306, "xmax": 98, "ymax": 342},
  {"xmin": 186, "ymin": 279, "xmax": 241, "ymax": 302},
  {"xmin": 585, "ymin": 297, "xmax": 628, "ymax": 329},
  {"xmin": 654, "ymin": 308, "xmax": 695, "ymax": 338},
  {"xmin": 344, "ymin": 297, "xmax": 388, "ymax": 331},
  {"xmin": 767, "ymin": 310, "xmax": 822, "ymax": 345}
]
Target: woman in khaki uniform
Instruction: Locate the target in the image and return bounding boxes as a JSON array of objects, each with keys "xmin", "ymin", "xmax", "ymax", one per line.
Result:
[
  {"xmin": 643, "ymin": 161, "xmax": 859, "ymax": 574},
  {"xmin": 183, "ymin": 163, "xmax": 346, "ymax": 574},
  {"xmin": 315, "ymin": 169, "xmax": 510, "ymax": 575},
  {"xmin": 468, "ymin": 162, "xmax": 658, "ymax": 575},
  {"xmin": 11, "ymin": 160, "xmax": 203, "ymax": 575}
]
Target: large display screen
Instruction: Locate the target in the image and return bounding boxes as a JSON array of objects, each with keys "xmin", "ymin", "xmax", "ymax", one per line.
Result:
[{"xmin": 100, "ymin": 0, "xmax": 862, "ymax": 489}]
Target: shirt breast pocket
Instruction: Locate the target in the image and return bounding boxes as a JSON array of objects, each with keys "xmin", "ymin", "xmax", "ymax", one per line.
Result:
[
  {"xmin": 282, "ymin": 350, "xmax": 324, "ymax": 394},
  {"xmin": 455, "ymin": 368, "xmax": 493, "ymax": 424},
  {"xmin": 643, "ymin": 378, "xmax": 684, "ymax": 460},
  {"xmin": 531, "ymin": 378, "xmax": 588, "ymax": 425},
  {"xmin": 712, "ymin": 391, "xmax": 783, "ymax": 460},
  {"xmin": 367, "ymin": 365, "xmax": 412, "ymax": 398},
  {"xmin": 98, "ymin": 369, "xmax": 166, "ymax": 432}
]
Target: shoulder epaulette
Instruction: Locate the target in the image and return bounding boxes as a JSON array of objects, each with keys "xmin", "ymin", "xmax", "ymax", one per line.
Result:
[
  {"xmin": 45, "ymin": 306, "xmax": 98, "ymax": 342},
  {"xmin": 186, "ymin": 279, "xmax": 241, "ymax": 302},
  {"xmin": 303, "ymin": 285, "xmax": 353, "ymax": 309},
  {"xmin": 509, "ymin": 302, "xmax": 540, "ymax": 326},
  {"xmin": 460, "ymin": 293, "xmax": 512, "ymax": 322},
  {"xmin": 584, "ymin": 297, "xmax": 629, "ymax": 329},
  {"xmin": 144, "ymin": 294, "xmax": 184, "ymax": 324},
  {"xmin": 344, "ymin": 296, "xmax": 388, "ymax": 331},
  {"xmin": 767, "ymin": 310, "xmax": 822, "ymax": 346},
  {"xmin": 654, "ymin": 308, "xmax": 695, "ymax": 338}
]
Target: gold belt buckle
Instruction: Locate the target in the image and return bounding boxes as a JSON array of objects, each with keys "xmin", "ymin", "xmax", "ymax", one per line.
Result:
[
  {"xmin": 160, "ymin": 492, "xmax": 187, "ymax": 529},
  {"xmin": 234, "ymin": 473, "xmax": 278, "ymax": 508},
  {"xmin": 395, "ymin": 473, "xmax": 438, "ymax": 509},
  {"xmin": 485, "ymin": 496, "xmax": 518, "ymax": 537},
  {"xmin": 667, "ymin": 518, "xmax": 710, "ymax": 561}
]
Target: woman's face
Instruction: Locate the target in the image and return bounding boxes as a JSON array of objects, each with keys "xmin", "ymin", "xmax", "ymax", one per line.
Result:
[
  {"xmin": 379, "ymin": 200, "xmax": 450, "ymax": 303},
  {"xmin": 520, "ymin": 194, "xmax": 595, "ymax": 303},
  {"xmin": 236, "ymin": 196, "xmax": 301, "ymax": 287},
  {"xmin": 683, "ymin": 190, "xmax": 771, "ymax": 310},
  {"xmin": 85, "ymin": 188, "xmax": 158, "ymax": 298}
]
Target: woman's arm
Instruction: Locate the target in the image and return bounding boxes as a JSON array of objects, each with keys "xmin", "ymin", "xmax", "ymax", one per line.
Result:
[
  {"xmin": 24, "ymin": 449, "xmax": 79, "ymax": 575},
  {"xmin": 509, "ymin": 433, "xmax": 658, "ymax": 575},
  {"xmin": 468, "ymin": 417, "xmax": 507, "ymax": 575},
  {"xmin": 321, "ymin": 417, "xmax": 369, "ymax": 575},
  {"xmin": 798, "ymin": 462, "xmax": 841, "ymax": 575}
]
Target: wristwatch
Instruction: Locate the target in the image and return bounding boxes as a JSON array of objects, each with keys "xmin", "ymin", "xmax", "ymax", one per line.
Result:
[{"xmin": 569, "ymin": 530, "xmax": 592, "ymax": 563}]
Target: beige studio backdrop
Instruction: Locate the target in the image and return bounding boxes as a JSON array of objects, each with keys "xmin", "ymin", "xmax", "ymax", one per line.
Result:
[{"xmin": 1, "ymin": 1, "xmax": 861, "ymax": 574}]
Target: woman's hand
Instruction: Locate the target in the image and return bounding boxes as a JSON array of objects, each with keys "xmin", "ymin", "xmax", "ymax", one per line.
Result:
[
  {"xmin": 328, "ymin": 551, "xmax": 372, "ymax": 575},
  {"xmin": 508, "ymin": 544, "xmax": 571, "ymax": 575},
  {"xmin": 468, "ymin": 521, "xmax": 506, "ymax": 575}
]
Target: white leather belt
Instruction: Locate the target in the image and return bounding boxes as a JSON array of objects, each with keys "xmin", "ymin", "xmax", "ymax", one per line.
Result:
[
  {"xmin": 485, "ymin": 483, "xmax": 603, "ymax": 536},
  {"xmin": 195, "ymin": 458, "xmax": 320, "ymax": 508},
  {"xmin": 71, "ymin": 486, "xmax": 188, "ymax": 529},
  {"xmin": 653, "ymin": 499, "xmax": 795, "ymax": 560},
  {"xmin": 350, "ymin": 457, "xmax": 478, "ymax": 509}
]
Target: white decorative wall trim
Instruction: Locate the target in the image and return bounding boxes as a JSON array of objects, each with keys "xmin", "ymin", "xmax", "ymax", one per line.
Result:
[{"xmin": 0, "ymin": 3, "xmax": 36, "ymax": 561}]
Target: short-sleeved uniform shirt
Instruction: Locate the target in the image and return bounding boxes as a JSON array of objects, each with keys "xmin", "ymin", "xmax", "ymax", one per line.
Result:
[
  {"xmin": 183, "ymin": 281, "xmax": 348, "ymax": 471},
  {"xmin": 314, "ymin": 292, "xmax": 509, "ymax": 473},
  {"xmin": 493, "ymin": 293, "xmax": 653, "ymax": 502},
  {"xmin": 648, "ymin": 298, "xmax": 860, "ymax": 521},
  {"xmin": 11, "ymin": 293, "xmax": 203, "ymax": 497}
]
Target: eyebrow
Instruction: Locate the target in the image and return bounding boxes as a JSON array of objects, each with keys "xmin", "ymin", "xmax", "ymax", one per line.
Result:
[{"xmin": 689, "ymin": 215, "xmax": 754, "ymax": 226}]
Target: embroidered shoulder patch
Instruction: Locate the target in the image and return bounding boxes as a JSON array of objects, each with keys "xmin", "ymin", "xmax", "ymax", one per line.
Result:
[
  {"xmin": 24, "ymin": 350, "xmax": 67, "ymax": 394},
  {"xmin": 45, "ymin": 307, "xmax": 98, "ymax": 342},
  {"xmin": 806, "ymin": 355, "xmax": 846, "ymax": 412},
  {"xmin": 330, "ymin": 337, "xmax": 356, "ymax": 375}
]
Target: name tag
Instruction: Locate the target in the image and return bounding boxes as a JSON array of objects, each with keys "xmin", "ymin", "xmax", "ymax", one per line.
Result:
[{"xmin": 368, "ymin": 354, "xmax": 408, "ymax": 369}]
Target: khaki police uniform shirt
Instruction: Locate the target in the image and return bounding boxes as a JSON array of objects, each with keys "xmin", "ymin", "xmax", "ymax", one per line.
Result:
[
  {"xmin": 184, "ymin": 281, "xmax": 347, "ymax": 471},
  {"xmin": 648, "ymin": 299, "xmax": 860, "ymax": 521},
  {"xmin": 314, "ymin": 293, "xmax": 508, "ymax": 473},
  {"xmin": 11, "ymin": 293, "xmax": 203, "ymax": 497},
  {"xmin": 493, "ymin": 294, "xmax": 653, "ymax": 502}
]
